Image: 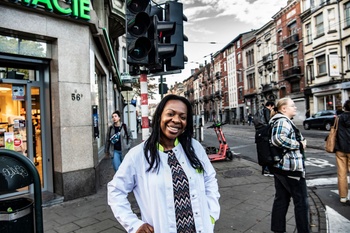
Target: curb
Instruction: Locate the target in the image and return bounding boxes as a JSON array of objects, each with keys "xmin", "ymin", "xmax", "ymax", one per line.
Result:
[{"xmin": 308, "ymin": 187, "xmax": 328, "ymax": 233}]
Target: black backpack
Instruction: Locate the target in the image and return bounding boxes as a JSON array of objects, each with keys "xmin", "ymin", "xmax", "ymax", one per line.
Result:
[
  {"xmin": 255, "ymin": 118, "xmax": 284, "ymax": 166},
  {"xmin": 253, "ymin": 107, "xmax": 269, "ymax": 129}
]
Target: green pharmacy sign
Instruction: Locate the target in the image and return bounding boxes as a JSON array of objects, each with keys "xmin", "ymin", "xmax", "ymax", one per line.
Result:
[{"xmin": 10, "ymin": 0, "xmax": 90, "ymax": 20}]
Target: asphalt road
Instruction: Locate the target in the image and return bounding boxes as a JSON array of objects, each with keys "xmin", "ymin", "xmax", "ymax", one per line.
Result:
[{"xmin": 200, "ymin": 123, "xmax": 350, "ymax": 232}]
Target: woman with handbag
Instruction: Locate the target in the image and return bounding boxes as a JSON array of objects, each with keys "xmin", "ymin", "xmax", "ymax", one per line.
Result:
[{"xmin": 334, "ymin": 100, "xmax": 350, "ymax": 203}]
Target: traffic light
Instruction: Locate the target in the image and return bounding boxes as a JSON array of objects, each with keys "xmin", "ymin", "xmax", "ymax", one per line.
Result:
[
  {"xmin": 126, "ymin": 0, "xmax": 152, "ymax": 65},
  {"xmin": 159, "ymin": 83, "xmax": 168, "ymax": 94},
  {"xmin": 147, "ymin": 5, "xmax": 177, "ymax": 72},
  {"xmin": 165, "ymin": 1, "xmax": 188, "ymax": 71}
]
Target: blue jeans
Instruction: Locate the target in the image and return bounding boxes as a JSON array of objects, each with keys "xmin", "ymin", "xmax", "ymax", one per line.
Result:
[
  {"xmin": 111, "ymin": 150, "xmax": 122, "ymax": 172},
  {"xmin": 271, "ymin": 174, "xmax": 310, "ymax": 233}
]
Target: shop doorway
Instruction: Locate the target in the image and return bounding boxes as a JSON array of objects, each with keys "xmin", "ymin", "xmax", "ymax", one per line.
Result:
[{"xmin": 0, "ymin": 62, "xmax": 52, "ymax": 196}]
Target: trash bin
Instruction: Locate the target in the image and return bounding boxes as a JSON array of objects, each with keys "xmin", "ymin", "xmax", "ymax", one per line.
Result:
[{"xmin": 0, "ymin": 198, "xmax": 34, "ymax": 233}]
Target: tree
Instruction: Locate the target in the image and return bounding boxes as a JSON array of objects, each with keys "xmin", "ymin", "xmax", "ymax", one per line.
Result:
[{"xmin": 131, "ymin": 76, "xmax": 158, "ymax": 100}]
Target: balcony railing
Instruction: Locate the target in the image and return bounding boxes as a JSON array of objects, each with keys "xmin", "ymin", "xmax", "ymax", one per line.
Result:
[
  {"xmin": 282, "ymin": 34, "xmax": 299, "ymax": 49},
  {"xmin": 262, "ymin": 84, "xmax": 273, "ymax": 92},
  {"xmin": 210, "ymin": 94, "xmax": 215, "ymax": 101},
  {"xmin": 283, "ymin": 66, "xmax": 301, "ymax": 80},
  {"xmin": 262, "ymin": 53, "xmax": 273, "ymax": 64},
  {"xmin": 203, "ymin": 95, "xmax": 210, "ymax": 103}
]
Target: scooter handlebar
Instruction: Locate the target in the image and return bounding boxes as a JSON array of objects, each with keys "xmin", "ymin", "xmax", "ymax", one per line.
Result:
[{"xmin": 206, "ymin": 122, "xmax": 227, "ymax": 128}]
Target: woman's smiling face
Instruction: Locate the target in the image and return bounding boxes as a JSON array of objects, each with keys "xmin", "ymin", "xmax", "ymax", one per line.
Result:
[{"xmin": 160, "ymin": 99, "xmax": 188, "ymax": 143}]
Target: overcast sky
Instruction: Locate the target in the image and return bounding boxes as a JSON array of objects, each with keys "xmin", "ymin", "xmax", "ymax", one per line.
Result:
[{"xmin": 152, "ymin": 0, "xmax": 289, "ymax": 87}]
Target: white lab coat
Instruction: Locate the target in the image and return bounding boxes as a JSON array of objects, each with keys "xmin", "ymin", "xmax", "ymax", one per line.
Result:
[{"xmin": 107, "ymin": 139, "xmax": 220, "ymax": 233}]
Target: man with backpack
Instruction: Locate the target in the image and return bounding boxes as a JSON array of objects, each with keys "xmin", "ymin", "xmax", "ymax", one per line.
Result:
[{"xmin": 254, "ymin": 101, "xmax": 275, "ymax": 176}]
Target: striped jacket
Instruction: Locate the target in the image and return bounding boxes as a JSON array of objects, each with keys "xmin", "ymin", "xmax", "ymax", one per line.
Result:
[{"xmin": 269, "ymin": 113, "xmax": 306, "ymax": 178}]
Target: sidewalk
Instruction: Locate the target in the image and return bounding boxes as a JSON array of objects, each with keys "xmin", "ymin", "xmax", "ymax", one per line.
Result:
[{"xmin": 43, "ymin": 133, "xmax": 326, "ymax": 233}]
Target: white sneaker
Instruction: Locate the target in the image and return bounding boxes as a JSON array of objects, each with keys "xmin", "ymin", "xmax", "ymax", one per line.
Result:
[{"xmin": 340, "ymin": 197, "xmax": 347, "ymax": 203}]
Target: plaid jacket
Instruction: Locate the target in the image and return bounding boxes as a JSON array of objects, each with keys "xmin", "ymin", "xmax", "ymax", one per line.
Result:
[{"xmin": 269, "ymin": 114, "xmax": 306, "ymax": 177}]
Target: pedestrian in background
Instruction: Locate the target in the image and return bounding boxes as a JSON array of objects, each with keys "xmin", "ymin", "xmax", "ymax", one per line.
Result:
[
  {"xmin": 269, "ymin": 97, "xmax": 309, "ymax": 233},
  {"xmin": 254, "ymin": 101, "xmax": 275, "ymax": 176},
  {"xmin": 107, "ymin": 94, "xmax": 220, "ymax": 233},
  {"xmin": 247, "ymin": 113, "xmax": 253, "ymax": 126},
  {"xmin": 335, "ymin": 100, "xmax": 350, "ymax": 203},
  {"xmin": 105, "ymin": 110, "xmax": 133, "ymax": 172}
]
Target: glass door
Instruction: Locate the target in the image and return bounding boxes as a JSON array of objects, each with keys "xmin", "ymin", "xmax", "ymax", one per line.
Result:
[{"xmin": 0, "ymin": 75, "xmax": 45, "ymax": 194}]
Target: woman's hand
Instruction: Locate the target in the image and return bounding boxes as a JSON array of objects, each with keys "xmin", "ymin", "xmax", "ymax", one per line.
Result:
[
  {"xmin": 301, "ymin": 139, "xmax": 307, "ymax": 149},
  {"xmin": 136, "ymin": 223, "xmax": 154, "ymax": 233}
]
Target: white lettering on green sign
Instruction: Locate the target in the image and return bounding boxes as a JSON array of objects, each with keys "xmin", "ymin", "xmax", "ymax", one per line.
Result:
[{"xmin": 10, "ymin": 0, "xmax": 90, "ymax": 20}]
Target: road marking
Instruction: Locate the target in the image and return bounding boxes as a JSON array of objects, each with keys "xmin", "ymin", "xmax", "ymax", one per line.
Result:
[
  {"xmin": 306, "ymin": 177, "xmax": 338, "ymax": 187},
  {"xmin": 305, "ymin": 157, "xmax": 335, "ymax": 168},
  {"xmin": 326, "ymin": 205, "xmax": 350, "ymax": 232}
]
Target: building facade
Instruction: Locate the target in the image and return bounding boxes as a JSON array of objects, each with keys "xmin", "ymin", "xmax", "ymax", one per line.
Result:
[
  {"xmin": 274, "ymin": 0, "xmax": 306, "ymax": 124},
  {"xmin": 301, "ymin": 0, "xmax": 350, "ymax": 118},
  {"xmin": 0, "ymin": 0, "xmax": 127, "ymax": 201},
  {"xmin": 184, "ymin": 0, "xmax": 350, "ymax": 126}
]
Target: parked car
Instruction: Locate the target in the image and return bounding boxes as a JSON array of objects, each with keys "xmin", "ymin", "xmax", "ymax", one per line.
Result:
[{"xmin": 303, "ymin": 110, "xmax": 342, "ymax": 131}]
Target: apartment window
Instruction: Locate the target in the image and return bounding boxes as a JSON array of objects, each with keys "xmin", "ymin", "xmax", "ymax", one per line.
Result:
[
  {"xmin": 316, "ymin": 55, "xmax": 326, "ymax": 75},
  {"xmin": 290, "ymin": 51, "xmax": 298, "ymax": 67},
  {"xmin": 237, "ymin": 53, "xmax": 241, "ymax": 64},
  {"xmin": 291, "ymin": 81, "xmax": 300, "ymax": 93},
  {"xmin": 279, "ymin": 56, "xmax": 284, "ymax": 75},
  {"xmin": 246, "ymin": 50, "xmax": 254, "ymax": 66},
  {"xmin": 238, "ymin": 88, "xmax": 243, "ymax": 100},
  {"xmin": 310, "ymin": 0, "xmax": 315, "ymax": 8},
  {"xmin": 237, "ymin": 40, "xmax": 240, "ymax": 48},
  {"xmin": 278, "ymin": 30, "xmax": 283, "ymax": 46},
  {"xmin": 306, "ymin": 62, "xmax": 315, "ymax": 84},
  {"xmin": 315, "ymin": 13, "xmax": 324, "ymax": 37},
  {"xmin": 122, "ymin": 47, "xmax": 127, "ymax": 73},
  {"xmin": 237, "ymin": 71, "xmax": 242, "ymax": 82},
  {"xmin": 306, "ymin": 23, "xmax": 312, "ymax": 44},
  {"xmin": 303, "ymin": 0, "xmax": 311, "ymax": 10},
  {"xmin": 328, "ymin": 8, "xmax": 336, "ymax": 31},
  {"xmin": 246, "ymin": 51, "xmax": 250, "ymax": 66},
  {"xmin": 346, "ymin": 1, "xmax": 350, "ymax": 27},
  {"xmin": 346, "ymin": 45, "xmax": 350, "ymax": 70},
  {"xmin": 247, "ymin": 73, "xmax": 255, "ymax": 89},
  {"xmin": 288, "ymin": 22, "xmax": 297, "ymax": 36}
]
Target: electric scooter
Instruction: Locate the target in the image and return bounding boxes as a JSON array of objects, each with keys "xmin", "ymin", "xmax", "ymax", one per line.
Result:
[{"xmin": 205, "ymin": 122, "xmax": 239, "ymax": 162}]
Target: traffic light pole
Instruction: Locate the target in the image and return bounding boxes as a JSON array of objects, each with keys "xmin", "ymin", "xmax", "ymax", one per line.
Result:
[
  {"xmin": 160, "ymin": 74, "xmax": 164, "ymax": 99},
  {"xmin": 140, "ymin": 70, "xmax": 150, "ymax": 141}
]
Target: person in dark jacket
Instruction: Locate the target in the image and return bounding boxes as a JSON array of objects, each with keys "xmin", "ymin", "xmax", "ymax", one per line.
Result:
[
  {"xmin": 254, "ymin": 101, "xmax": 275, "ymax": 176},
  {"xmin": 334, "ymin": 100, "xmax": 350, "ymax": 203},
  {"xmin": 254, "ymin": 101, "xmax": 275, "ymax": 130}
]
